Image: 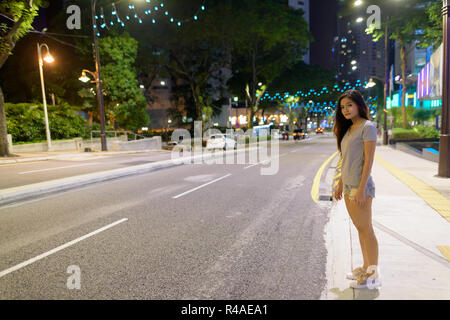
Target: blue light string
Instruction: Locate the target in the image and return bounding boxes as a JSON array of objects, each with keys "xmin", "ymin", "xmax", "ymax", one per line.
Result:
[{"xmin": 95, "ymin": 1, "xmax": 207, "ymax": 36}]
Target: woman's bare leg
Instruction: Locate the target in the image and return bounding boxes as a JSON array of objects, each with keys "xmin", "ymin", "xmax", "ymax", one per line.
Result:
[{"xmin": 344, "ymin": 194, "xmax": 378, "ymax": 270}]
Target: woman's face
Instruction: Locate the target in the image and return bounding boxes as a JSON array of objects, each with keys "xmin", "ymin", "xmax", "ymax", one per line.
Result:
[{"xmin": 340, "ymin": 97, "xmax": 360, "ymax": 121}]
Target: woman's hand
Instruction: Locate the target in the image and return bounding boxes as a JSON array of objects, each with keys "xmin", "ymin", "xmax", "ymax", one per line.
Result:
[
  {"xmin": 334, "ymin": 180, "xmax": 343, "ymax": 201},
  {"xmin": 353, "ymin": 187, "xmax": 367, "ymax": 206}
]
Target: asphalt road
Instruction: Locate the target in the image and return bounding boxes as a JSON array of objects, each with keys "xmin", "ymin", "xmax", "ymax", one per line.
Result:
[
  {"xmin": 0, "ymin": 150, "xmax": 174, "ymax": 190},
  {"xmin": 0, "ymin": 135, "xmax": 335, "ymax": 299},
  {"xmin": 0, "ymin": 139, "xmax": 305, "ymax": 190}
]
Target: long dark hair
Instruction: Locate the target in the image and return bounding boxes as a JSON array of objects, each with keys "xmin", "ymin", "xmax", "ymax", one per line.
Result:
[{"xmin": 334, "ymin": 89, "xmax": 370, "ymax": 153}]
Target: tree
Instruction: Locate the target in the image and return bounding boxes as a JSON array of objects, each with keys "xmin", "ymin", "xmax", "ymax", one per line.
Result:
[
  {"xmin": 127, "ymin": 0, "xmax": 233, "ymax": 133},
  {"xmin": 359, "ymin": 0, "xmax": 433, "ymax": 129},
  {"xmin": 421, "ymin": 0, "xmax": 443, "ymax": 49},
  {"xmin": 97, "ymin": 33, "xmax": 150, "ymax": 131},
  {"xmin": 0, "ymin": 0, "xmax": 47, "ymax": 156},
  {"xmin": 229, "ymin": 0, "xmax": 311, "ymax": 128},
  {"xmin": 268, "ymin": 61, "xmax": 337, "ymax": 129}
]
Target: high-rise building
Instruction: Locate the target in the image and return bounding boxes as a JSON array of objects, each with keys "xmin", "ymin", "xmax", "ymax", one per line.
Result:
[
  {"xmin": 333, "ymin": 3, "xmax": 386, "ymax": 84},
  {"xmin": 309, "ymin": 0, "xmax": 338, "ymax": 70}
]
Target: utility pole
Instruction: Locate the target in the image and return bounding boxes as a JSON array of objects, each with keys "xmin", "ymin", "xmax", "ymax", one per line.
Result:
[
  {"xmin": 439, "ymin": 0, "xmax": 450, "ymax": 177},
  {"xmin": 383, "ymin": 15, "xmax": 390, "ymax": 145},
  {"xmin": 91, "ymin": 0, "xmax": 107, "ymax": 151}
]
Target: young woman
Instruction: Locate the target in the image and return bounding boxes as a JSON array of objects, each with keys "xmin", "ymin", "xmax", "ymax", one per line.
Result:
[{"xmin": 333, "ymin": 89, "xmax": 381, "ymax": 289}]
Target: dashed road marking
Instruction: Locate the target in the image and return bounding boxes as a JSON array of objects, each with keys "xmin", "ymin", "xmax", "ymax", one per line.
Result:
[
  {"xmin": 18, "ymin": 163, "xmax": 100, "ymax": 174},
  {"xmin": 0, "ymin": 218, "xmax": 128, "ymax": 279},
  {"xmin": 172, "ymin": 174, "xmax": 232, "ymax": 199}
]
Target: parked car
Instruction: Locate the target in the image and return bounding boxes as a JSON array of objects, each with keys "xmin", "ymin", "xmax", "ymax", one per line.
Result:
[
  {"xmin": 315, "ymin": 127, "xmax": 324, "ymax": 134},
  {"xmin": 206, "ymin": 133, "xmax": 237, "ymax": 150},
  {"xmin": 293, "ymin": 129, "xmax": 307, "ymax": 140}
]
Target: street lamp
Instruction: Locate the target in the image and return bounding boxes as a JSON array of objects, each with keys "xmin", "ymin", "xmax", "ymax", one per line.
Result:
[
  {"xmin": 78, "ymin": 68, "xmax": 107, "ymax": 150},
  {"xmin": 37, "ymin": 42, "xmax": 54, "ymax": 152},
  {"xmin": 438, "ymin": 0, "xmax": 450, "ymax": 177},
  {"xmin": 79, "ymin": 71, "xmax": 91, "ymax": 83},
  {"xmin": 366, "ymin": 78, "xmax": 376, "ymax": 88}
]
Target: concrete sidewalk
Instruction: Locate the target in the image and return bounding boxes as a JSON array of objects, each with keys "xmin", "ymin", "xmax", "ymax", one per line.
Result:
[{"xmin": 321, "ymin": 143, "xmax": 450, "ymax": 299}]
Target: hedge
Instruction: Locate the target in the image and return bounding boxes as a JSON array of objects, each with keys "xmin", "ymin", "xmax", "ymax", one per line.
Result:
[
  {"xmin": 5, "ymin": 102, "xmax": 100, "ymax": 143},
  {"xmin": 392, "ymin": 126, "xmax": 440, "ymax": 139}
]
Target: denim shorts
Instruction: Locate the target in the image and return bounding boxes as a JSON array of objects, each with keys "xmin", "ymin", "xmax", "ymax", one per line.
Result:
[{"xmin": 343, "ymin": 182, "xmax": 375, "ymax": 200}]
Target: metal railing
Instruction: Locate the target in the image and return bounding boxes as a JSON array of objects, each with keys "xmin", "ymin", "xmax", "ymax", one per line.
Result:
[{"xmin": 90, "ymin": 130, "xmax": 146, "ymax": 144}]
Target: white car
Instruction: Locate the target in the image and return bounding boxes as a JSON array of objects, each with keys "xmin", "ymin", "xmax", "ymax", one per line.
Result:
[{"xmin": 205, "ymin": 134, "xmax": 237, "ymax": 150}]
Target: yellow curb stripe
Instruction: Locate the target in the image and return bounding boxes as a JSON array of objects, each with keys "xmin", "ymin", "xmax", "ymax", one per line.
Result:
[
  {"xmin": 311, "ymin": 151, "xmax": 339, "ymax": 203},
  {"xmin": 437, "ymin": 246, "xmax": 450, "ymax": 261},
  {"xmin": 375, "ymin": 154, "xmax": 450, "ymax": 223}
]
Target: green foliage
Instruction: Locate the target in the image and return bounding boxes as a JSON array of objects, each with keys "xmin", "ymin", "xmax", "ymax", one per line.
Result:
[
  {"xmin": 229, "ymin": 0, "xmax": 311, "ymax": 95},
  {"xmin": 269, "ymin": 61, "xmax": 337, "ymax": 102},
  {"xmin": 388, "ymin": 106, "xmax": 415, "ymax": 128},
  {"xmin": 98, "ymin": 33, "xmax": 150, "ymax": 130},
  {"xmin": 420, "ymin": 0, "xmax": 442, "ymax": 49},
  {"xmin": 413, "ymin": 125, "xmax": 440, "ymax": 139},
  {"xmin": 392, "ymin": 128, "xmax": 421, "ymax": 139},
  {"xmin": 5, "ymin": 102, "xmax": 96, "ymax": 142},
  {"xmin": 412, "ymin": 108, "xmax": 434, "ymax": 124},
  {"xmin": 392, "ymin": 125, "xmax": 439, "ymax": 139},
  {"xmin": 0, "ymin": 0, "xmax": 48, "ymax": 62}
]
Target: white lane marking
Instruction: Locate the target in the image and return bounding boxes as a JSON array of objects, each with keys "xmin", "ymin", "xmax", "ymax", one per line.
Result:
[
  {"xmin": 172, "ymin": 174, "xmax": 232, "ymax": 199},
  {"xmin": 18, "ymin": 163, "xmax": 100, "ymax": 174},
  {"xmin": 0, "ymin": 218, "xmax": 128, "ymax": 279},
  {"xmin": 243, "ymin": 153, "xmax": 287, "ymax": 169},
  {"xmin": 57, "ymin": 156, "xmax": 111, "ymax": 161}
]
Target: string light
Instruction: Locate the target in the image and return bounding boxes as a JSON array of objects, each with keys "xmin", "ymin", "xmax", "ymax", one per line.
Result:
[
  {"xmin": 95, "ymin": 1, "xmax": 207, "ymax": 37},
  {"xmin": 259, "ymin": 80, "xmax": 378, "ymax": 117}
]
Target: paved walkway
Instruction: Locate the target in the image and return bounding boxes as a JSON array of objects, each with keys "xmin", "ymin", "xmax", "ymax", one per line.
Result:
[{"xmin": 322, "ymin": 141, "xmax": 450, "ymax": 299}]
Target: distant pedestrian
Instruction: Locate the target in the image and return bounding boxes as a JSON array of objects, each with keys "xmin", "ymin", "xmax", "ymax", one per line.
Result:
[{"xmin": 333, "ymin": 89, "xmax": 381, "ymax": 290}]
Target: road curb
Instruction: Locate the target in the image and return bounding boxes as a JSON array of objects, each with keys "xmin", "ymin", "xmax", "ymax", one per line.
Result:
[
  {"xmin": 0, "ymin": 147, "xmax": 262, "ymax": 207},
  {"xmin": 0, "ymin": 149, "xmax": 166, "ymax": 165},
  {"xmin": 311, "ymin": 151, "xmax": 339, "ymax": 203}
]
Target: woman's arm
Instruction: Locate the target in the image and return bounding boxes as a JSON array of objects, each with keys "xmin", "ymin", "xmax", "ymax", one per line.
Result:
[
  {"xmin": 358, "ymin": 140, "xmax": 376, "ymax": 193},
  {"xmin": 334, "ymin": 155, "xmax": 344, "ymax": 201}
]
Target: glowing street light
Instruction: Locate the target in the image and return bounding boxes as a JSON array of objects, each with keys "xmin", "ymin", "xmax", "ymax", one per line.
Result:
[
  {"xmin": 43, "ymin": 53, "xmax": 55, "ymax": 63},
  {"xmin": 354, "ymin": 0, "xmax": 363, "ymax": 6},
  {"xmin": 78, "ymin": 71, "xmax": 91, "ymax": 83},
  {"xmin": 37, "ymin": 42, "xmax": 54, "ymax": 151},
  {"xmin": 366, "ymin": 79, "xmax": 376, "ymax": 88},
  {"xmin": 356, "ymin": 17, "xmax": 364, "ymax": 23}
]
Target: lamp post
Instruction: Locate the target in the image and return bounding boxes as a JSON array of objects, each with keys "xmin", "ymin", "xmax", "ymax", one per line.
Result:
[
  {"xmin": 37, "ymin": 42, "xmax": 54, "ymax": 152},
  {"xmin": 90, "ymin": 0, "xmax": 107, "ymax": 151},
  {"xmin": 439, "ymin": 0, "xmax": 450, "ymax": 177},
  {"xmin": 383, "ymin": 15, "xmax": 390, "ymax": 145}
]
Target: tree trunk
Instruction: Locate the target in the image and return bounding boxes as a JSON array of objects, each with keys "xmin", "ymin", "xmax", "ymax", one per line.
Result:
[
  {"xmin": 400, "ymin": 41, "xmax": 408, "ymax": 129},
  {"xmin": 0, "ymin": 86, "xmax": 10, "ymax": 157}
]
